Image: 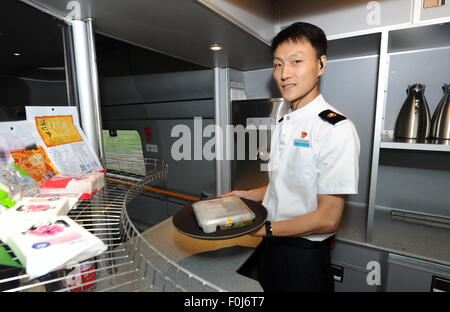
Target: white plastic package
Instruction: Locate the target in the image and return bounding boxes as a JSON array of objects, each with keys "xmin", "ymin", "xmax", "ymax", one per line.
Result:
[
  {"xmin": 32, "ymin": 193, "xmax": 81, "ymax": 212},
  {"xmin": 13, "ymin": 196, "xmax": 70, "ymax": 216},
  {"xmin": 5, "ymin": 216, "xmax": 106, "ymax": 279},
  {"xmin": 39, "ymin": 171, "xmax": 105, "ymax": 200},
  {"xmin": 0, "ymin": 193, "xmax": 83, "ymax": 243},
  {"xmin": 192, "ymin": 196, "xmax": 255, "ymax": 233},
  {"xmin": 0, "ymin": 196, "xmax": 70, "ymax": 242}
]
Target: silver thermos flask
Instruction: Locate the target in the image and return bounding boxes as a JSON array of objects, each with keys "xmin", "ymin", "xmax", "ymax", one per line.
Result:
[
  {"xmin": 394, "ymin": 83, "xmax": 431, "ymax": 140},
  {"xmin": 431, "ymin": 83, "xmax": 450, "ymax": 140}
]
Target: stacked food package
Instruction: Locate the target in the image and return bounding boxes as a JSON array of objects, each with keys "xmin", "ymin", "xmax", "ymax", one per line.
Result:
[
  {"xmin": 192, "ymin": 196, "xmax": 256, "ymax": 233},
  {"xmin": 0, "ymin": 111, "xmax": 107, "ymax": 281}
]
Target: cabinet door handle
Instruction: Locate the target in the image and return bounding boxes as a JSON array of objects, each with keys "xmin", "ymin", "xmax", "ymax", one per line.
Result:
[
  {"xmin": 331, "ymin": 264, "xmax": 344, "ymax": 283},
  {"xmin": 431, "ymin": 276, "xmax": 450, "ymax": 292}
]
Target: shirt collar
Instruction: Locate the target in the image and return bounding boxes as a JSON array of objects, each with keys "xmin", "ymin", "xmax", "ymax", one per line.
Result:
[{"xmin": 283, "ymin": 94, "xmax": 327, "ymax": 122}]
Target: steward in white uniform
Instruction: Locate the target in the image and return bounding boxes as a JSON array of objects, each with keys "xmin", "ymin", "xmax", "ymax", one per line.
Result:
[
  {"xmin": 238, "ymin": 94, "xmax": 360, "ymax": 292},
  {"xmin": 263, "ymin": 94, "xmax": 360, "ymax": 241},
  {"xmin": 232, "ymin": 21, "xmax": 361, "ymax": 292}
]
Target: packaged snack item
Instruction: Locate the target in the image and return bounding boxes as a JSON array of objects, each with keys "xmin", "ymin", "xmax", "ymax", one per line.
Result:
[
  {"xmin": 192, "ymin": 196, "xmax": 255, "ymax": 233},
  {"xmin": 0, "ymin": 196, "xmax": 70, "ymax": 243},
  {"xmin": 0, "ymin": 163, "xmax": 40, "ymax": 203},
  {"xmin": 10, "ymin": 146, "xmax": 57, "ymax": 182},
  {"xmin": 32, "ymin": 115, "xmax": 103, "ymax": 176},
  {"xmin": 39, "ymin": 171, "xmax": 105, "ymax": 200},
  {"xmin": 5, "ymin": 216, "xmax": 107, "ymax": 279},
  {"xmin": 33, "ymin": 193, "xmax": 81, "ymax": 212},
  {"xmin": 10, "ymin": 196, "xmax": 70, "ymax": 216}
]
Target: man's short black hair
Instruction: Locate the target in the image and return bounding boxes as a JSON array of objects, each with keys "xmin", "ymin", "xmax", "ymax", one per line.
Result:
[{"xmin": 271, "ymin": 22, "xmax": 327, "ymax": 58}]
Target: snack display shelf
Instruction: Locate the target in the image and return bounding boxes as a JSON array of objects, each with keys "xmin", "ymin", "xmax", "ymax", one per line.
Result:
[{"xmin": 0, "ymin": 158, "xmax": 225, "ymax": 292}]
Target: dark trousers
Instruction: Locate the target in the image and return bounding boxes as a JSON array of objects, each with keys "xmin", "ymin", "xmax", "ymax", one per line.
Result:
[{"xmin": 238, "ymin": 236, "xmax": 334, "ymax": 292}]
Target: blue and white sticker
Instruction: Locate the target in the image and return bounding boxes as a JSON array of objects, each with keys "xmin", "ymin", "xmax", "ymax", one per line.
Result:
[{"xmin": 293, "ymin": 139, "xmax": 311, "ymax": 148}]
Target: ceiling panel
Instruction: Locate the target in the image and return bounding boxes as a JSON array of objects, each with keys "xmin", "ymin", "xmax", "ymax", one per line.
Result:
[
  {"xmin": 0, "ymin": 0, "xmax": 65, "ymax": 76},
  {"xmin": 22, "ymin": 0, "xmax": 273, "ymax": 70}
]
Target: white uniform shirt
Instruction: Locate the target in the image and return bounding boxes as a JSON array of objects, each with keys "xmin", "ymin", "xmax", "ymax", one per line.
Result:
[{"xmin": 262, "ymin": 94, "xmax": 360, "ymax": 241}]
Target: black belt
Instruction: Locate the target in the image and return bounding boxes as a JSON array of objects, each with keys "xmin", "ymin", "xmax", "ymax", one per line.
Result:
[{"xmin": 263, "ymin": 235, "xmax": 334, "ymax": 249}]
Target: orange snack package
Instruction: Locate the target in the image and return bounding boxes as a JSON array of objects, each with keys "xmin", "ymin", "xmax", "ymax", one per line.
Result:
[{"xmin": 10, "ymin": 146, "xmax": 58, "ymax": 182}]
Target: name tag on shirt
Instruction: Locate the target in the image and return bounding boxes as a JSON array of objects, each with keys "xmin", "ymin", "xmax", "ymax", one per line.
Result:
[{"xmin": 293, "ymin": 139, "xmax": 311, "ymax": 148}]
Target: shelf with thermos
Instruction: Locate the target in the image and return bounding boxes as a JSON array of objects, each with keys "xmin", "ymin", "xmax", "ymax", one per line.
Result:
[{"xmin": 381, "ymin": 83, "xmax": 450, "ymax": 152}]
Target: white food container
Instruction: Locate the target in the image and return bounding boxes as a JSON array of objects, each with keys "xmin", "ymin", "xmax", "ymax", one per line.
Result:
[{"xmin": 192, "ymin": 196, "xmax": 255, "ymax": 233}]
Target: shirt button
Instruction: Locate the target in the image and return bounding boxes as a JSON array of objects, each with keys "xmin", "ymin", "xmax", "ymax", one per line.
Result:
[{"xmin": 286, "ymin": 116, "xmax": 290, "ymax": 121}]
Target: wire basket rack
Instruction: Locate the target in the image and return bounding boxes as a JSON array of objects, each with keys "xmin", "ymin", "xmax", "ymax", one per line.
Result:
[{"xmin": 0, "ymin": 158, "xmax": 225, "ymax": 292}]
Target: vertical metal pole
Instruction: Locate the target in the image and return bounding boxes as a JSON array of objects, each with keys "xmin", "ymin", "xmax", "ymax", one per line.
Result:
[
  {"xmin": 366, "ymin": 30, "xmax": 389, "ymax": 243},
  {"xmin": 214, "ymin": 67, "xmax": 231, "ymax": 196},
  {"xmin": 86, "ymin": 18, "xmax": 106, "ymax": 168},
  {"xmin": 61, "ymin": 24, "xmax": 78, "ymax": 107},
  {"xmin": 71, "ymin": 19, "xmax": 103, "ymax": 164},
  {"xmin": 71, "ymin": 19, "xmax": 114, "ymax": 276}
]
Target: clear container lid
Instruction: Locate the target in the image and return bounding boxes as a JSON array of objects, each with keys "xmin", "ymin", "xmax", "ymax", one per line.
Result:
[{"xmin": 192, "ymin": 196, "xmax": 255, "ymax": 233}]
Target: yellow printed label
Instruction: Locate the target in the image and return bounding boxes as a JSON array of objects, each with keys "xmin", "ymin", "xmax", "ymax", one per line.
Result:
[
  {"xmin": 36, "ymin": 115, "xmax": 83, "ymax": 147},
  {"xmin": 226, "ymin": 217, "xmax": 233, "ymax": 224}
]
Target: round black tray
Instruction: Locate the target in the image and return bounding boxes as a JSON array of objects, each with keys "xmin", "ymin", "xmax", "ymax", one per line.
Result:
[{"xmin": 172, "ymin": 197, "xmax": 267, "ymax": 240}]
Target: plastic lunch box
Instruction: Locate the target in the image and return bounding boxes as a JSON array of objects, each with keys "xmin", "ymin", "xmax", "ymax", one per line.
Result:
[{"xmin": 192, "ymin": 196, "xmax": 255, "ymax": 233}]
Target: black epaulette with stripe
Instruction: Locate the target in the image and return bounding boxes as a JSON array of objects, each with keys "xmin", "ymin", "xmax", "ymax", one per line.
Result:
[{"xmin": 319, "ymin": 109, "xmax": 347, "ymax": 125}]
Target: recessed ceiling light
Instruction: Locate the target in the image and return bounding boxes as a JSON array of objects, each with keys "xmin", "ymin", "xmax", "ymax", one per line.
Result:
[
  {"xmin": 13, "ymin": 53, "xmax": 21, "ymax": 56},
  {"xmin": 209, "ymin": 44, "xmax": 222, "ymax": 52}
]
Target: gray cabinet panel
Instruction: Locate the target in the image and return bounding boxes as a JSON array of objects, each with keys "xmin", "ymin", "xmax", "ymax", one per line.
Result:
[
  {"xmin": 420, "ymin": 3, "xmax": 450, "ymax": 22},
  {"xmin": 376, "ymin": 156, "xmax": 450, "ymax": 217},
  {"xmin": 331, "ymin": 241, "xmax": 384, "ymax": 291},
  {"xmin": 332, "ymin": 241, "xmax": 382, "ymax": 269},
  {"xmin": 321, "ymin": 56, "xmax": 378, "ymax": 204},
  {"xmin": 332, "ymin": 262, "xmax": 378, "ymax": 292},
  {"xmin": 386, "ymin": 254, "xmax": 450, "ymax": 292}
]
